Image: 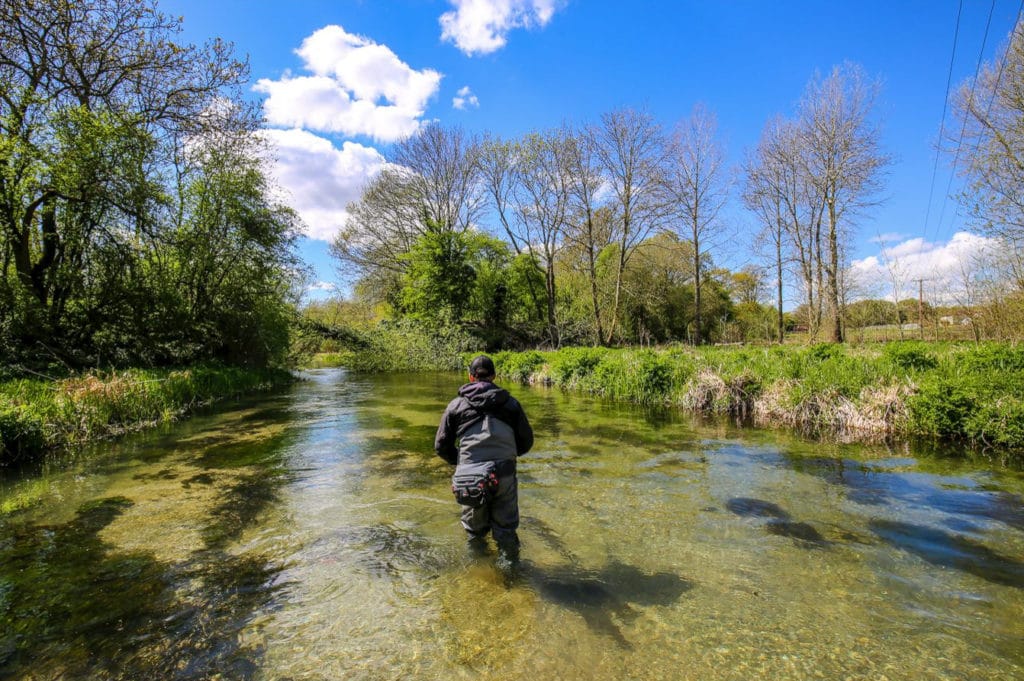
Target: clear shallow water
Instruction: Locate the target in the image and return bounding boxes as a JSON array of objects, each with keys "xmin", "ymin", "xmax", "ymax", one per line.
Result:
[{"xmin": 2, "ymin": 368, "xmax": 1024, "ymax": 680}]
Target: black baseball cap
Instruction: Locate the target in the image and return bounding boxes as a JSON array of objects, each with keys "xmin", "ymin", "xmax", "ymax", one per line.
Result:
[{"xmin": 469, "ymin": 355, "xmax": 496, "ymax": 379}]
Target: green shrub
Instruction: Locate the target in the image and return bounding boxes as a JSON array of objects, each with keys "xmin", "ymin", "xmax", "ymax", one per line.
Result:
[
  {"xmin": 0, "ymin": 366, "xmax": 291, "ymax": 464},
  {"xmin": 0, "ymin": 401, "xmax": 46, "ymax": 462},
  {"xmin": 549, "ymin": 347, "xmax": 608, "ymax": 384},
  {"xmin": 909, "ymin": 376, "xmax": 975, "ymax": 438},
  {"xmin": 493, "ymin": 350, "xmax": 545, "ymax": 383},
  {"xmin": 344, "ymin": 318, "xmax": 473, "ymax": 372},
  {"xmin": 964, "ymin": 397, "xmax": 1024, "ymax": 448},
  {"xmin": 883, "ymin": 342, "xmax": 939, "ymax": 371},
  {"xmin": 959, "ymin": 343, "xmax": 1024, "ymax": 373}
]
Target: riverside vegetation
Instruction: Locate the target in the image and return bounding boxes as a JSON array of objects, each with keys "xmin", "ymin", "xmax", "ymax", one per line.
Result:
[
  {"xmin": 490, "ymin": 342, "xmax": 1024, "ymax": 456},
  {"xmin": 314, "ymin": 324, "xmax": 1024, "ymax": 459},
  {"xmin": 0, "ymin": 366, "xmax": 291, "ymax": 466}
]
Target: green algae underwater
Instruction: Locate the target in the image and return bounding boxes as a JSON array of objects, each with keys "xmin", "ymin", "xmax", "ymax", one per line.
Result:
[{"xmin": 1, "ymin": 368, "xmax": 1023, "ymax": 680}]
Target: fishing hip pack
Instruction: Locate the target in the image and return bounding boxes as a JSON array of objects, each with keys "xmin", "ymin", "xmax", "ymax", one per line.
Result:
[{"xmin": 451, "ymin": 460, "xmax": 500, "ymax": 508}]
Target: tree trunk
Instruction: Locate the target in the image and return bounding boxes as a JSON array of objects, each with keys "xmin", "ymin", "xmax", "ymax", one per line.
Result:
[{"xmin": 776, "ymin": 225, "xmax": 784, "ymax": 344}]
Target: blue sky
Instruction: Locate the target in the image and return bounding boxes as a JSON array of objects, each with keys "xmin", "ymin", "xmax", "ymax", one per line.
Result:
[{"xmin": 163, "ymin": 0, "xmax": 1022, "ymax": 303}]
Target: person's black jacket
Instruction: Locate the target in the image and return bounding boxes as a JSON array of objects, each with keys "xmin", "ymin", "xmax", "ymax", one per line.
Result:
[{"xmin": 434, "ymin": 380, "xmax": 533, "ymax": 465}]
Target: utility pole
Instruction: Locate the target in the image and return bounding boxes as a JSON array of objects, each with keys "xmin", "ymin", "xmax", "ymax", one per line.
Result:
[{"xmin": 917, "ymin": 279, "xmax": 925, "ymax": 341}]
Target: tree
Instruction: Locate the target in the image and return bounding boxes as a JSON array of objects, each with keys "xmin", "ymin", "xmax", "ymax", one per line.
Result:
[
  {"xmin": 797, "ymin": 63, "xmax": 889, "ymax": 342},
  {"xmin": 593, "ymin": 108, "xmax": 670, "ymax": 344},
  {"xmin": 332, "ymin": 124, "xmax": 485, "ymax": 307},
  {"xmin": 563, "ymin": 125, "xmax": 613, "ymax": 344},
  {"xmin": 0, "ymin": 0, "xmax": 281, "ymax": 367},
  {"xmin": 666, "ymin": 104, "xmax": 731, "ymax": 345},
  {"xmin": 876, "ymin": 236, "xmax": 909, "ymax": 340},
  {"xmin": 730, "ymin": 266, "xmax": 764, "ymax": 305},
  {"xmin": 508, "ymin": 129, "xmax": 575, "ymax": 346},
  {"xmin": 399, "ymin": 227, "xmax": 477, "ymax": 325},
  {"xmin": 330, "ymin": 167, "xmax": 425, "ymax": 301},
  {"xmin": 744, "ymin": 117, "xmax": 802, "ymax": 344},
  {"xmin": 389, "ymin": 123, "xmax": 484, "ymax": 233},
  {"xmin": 954, "ymin": 19, "xmax": 1024, "ymax": 242},
  {"xmin": 477, "ymin": 134, "xmax": 548, "ymax": 332}
]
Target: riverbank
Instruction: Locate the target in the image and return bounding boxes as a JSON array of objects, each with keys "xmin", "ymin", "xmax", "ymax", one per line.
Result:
[
  {"xmin": 481, "ymin": 342, "xmax": 1024, "ymax": 457},
  {"xmin": 0, "ymin": 366, "xmax": 293, "ymax": 465}
]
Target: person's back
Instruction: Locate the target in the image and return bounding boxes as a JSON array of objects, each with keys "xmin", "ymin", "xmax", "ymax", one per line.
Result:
[{"xmin": 435, "ymin": 355, "xmax": 533, "ymax": 563}]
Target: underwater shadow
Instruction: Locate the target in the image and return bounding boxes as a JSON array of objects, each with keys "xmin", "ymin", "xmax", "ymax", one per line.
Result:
[
  {"xmin": 518, "ymin": 559, "xmax": 693, "ymax": 649},
  {"xmin": 869, "ymin": 519, "xmax": 1024, "ymax": 589},
  {"xmin": 727, "ymin": 497, "xmax": 829, "ymax": 548},
  {"xmin": 0, "ymin": 495, "xmax": 289, "ymax": 680}
]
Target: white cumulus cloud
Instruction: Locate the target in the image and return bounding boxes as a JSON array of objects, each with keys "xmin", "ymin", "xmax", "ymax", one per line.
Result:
[
  {"xmin": 440, "ymin": 0, "xmax": 563, "ymax": 55},
  {"xmin": 453, "ymin": 85, "xmax": 480, "ymax": 110},
  {"xmin": 849, "ymin": 232, "xmax": 1000, "ymax": 303},
  {"xmin": 260, "ymin": 128, "xmax": 386, "ymax": 241},
  {"xmin": 254, "ymin": 25, "xmax": 441, "ymax": 142}
]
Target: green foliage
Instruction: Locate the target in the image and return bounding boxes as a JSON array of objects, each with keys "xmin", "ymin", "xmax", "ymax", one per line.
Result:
[
  {"xmin": 883, "ymin": 342, "xmax": 939, "ymax": 371},
  {"xmin": 908, "ymin": 343, "xmax": 1024, "ymax": 449},
  {"xmin": 0, "ymin": 1, "xmax": 296, "ymax": 372},
  {"xmin": 485, "ymin": 341, "xmax": 1024, "ymax": 454},
  {"xmin": 0, "ymin": 401, "xmax": 45, "ymax": 462},
  {"xmin": 493, "ymin": 350, "xmax": 546, "ymax": 383},
  {"xmin": 342, "ymin": 316, "xmax": 474, "ymax": 373},
  {"xmin": 400, "ymin": 228, "xmax": 477, "ymax": 324},
  {"xmin": 549, "ymin": 347, "xmax": 608, "ymax": 385},
  {"xmin": 591, "ymin": 350, "xmax": 676, "ymax": 403}
]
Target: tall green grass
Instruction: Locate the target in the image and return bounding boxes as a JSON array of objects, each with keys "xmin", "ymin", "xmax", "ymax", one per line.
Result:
[
  {"xmin": 0, "ymin": 366, "xmax": 292, "ymax": 464},
  {"xmin": 486, "ymin": 342, "xmax": 1024, "ymax": 456}
]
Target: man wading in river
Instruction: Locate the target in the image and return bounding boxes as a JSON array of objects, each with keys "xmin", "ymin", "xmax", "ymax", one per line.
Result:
[{"xmin": 435, "ymin": 355, "xmax": 533, "ymax": 565}]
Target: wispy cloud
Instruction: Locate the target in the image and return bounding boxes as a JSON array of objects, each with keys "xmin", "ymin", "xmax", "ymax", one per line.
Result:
[
  {"xmin": 869, "ymin": 232, "xmax": 908, "ymax": 244},
  {"xmin": 453, "ymin": 85, "xmax": 480, "ymax": 109},
  {"xmin": 440, "ymin": 0, "xmax": 564, "ymax": 55}
]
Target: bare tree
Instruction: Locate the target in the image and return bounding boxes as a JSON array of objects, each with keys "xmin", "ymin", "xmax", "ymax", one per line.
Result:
[
  {"xmin": 330, "ymin": 123, "xmax": 486, "ymax": 301},
  {"xmin": 797, "ymin": 63, "xmax": 889, "ymax": 342},
  {"xmin": 563, "ymin": 124, "xmax": 613, "ymax": 344},
  {"xmin": 743, "ymin": 125, "xmax": 788, "ymax": 343},
  {"xmin": 508, "ymin": 129, "xmax": 575, "ymax": 346},
  {"xmin": 389, "ymin": 123, "xmax": 485, "ymax": 233},
  {"xmin": 666, "ymin": 104, "xmax": 731, "ymax": 345},
  {"xmin": 954, "ymin": 19, "xmax": 1024, "ymax": 243},
  {"xmin": 743, "ymin": 116, "xmax": 827, "ymax": 342},
  {"xmin": 593, "ymin": 108, "xmax": 670, "ymax": 344},
  {"xmin": 330, "ymin": 168, "xmax": 424, "ymax": 285},
  {"xmin": 477, "ymin": 134, "xmax": 547, "ymax": 325},
  {"xmin": 876, "ymin": 235, "xmax": 908, "ymax": 339}
]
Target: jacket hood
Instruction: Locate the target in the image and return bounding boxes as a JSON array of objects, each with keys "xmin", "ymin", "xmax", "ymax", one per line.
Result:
[{"xmin": 458, "ymin": 380, "xmax": 510, "ymax": 411}]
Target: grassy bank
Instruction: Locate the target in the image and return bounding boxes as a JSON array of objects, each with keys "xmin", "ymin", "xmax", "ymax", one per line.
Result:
[
  {"xmin": 0, "ymin": 366, "xmax": 293, "ymax": 465},
  {"xmin": 486, "ymin": 342, "xmax": 1024, "ymax": 456}
]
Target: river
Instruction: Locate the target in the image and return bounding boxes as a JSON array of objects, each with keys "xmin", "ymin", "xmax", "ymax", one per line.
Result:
[{"xmin": 1, "ymin": 368, "xmax": 1023, "ymax": 680}]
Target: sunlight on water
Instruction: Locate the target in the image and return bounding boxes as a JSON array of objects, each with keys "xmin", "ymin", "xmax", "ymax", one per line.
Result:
[{"xmin": 2, "ymin": 368, "xmax": 1023, "ymax": 680}]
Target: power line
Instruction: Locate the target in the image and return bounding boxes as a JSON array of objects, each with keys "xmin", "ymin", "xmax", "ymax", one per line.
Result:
[
  {"xmin": 946, "ymin": 0, "xmax": 1024, "ymax": 233},
  {"xmin": 933, "ymin": 0, "xmax": 997, "ymax": 244},
  {"xmin": 922, "ymin": 0, "xmax": 963, "ymax": 241}
]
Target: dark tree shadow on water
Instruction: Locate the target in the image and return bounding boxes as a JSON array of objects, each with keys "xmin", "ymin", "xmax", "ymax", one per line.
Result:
[
  {"xmin": 726, "ymin": 497, "xmax": 790, "ymax": 519},
  {"xmin": 1, "ymin": 462, "xmax": 294, "ymax": 679},
  {"xmin": 516, "ymin": 560, "xmax": 693, "ymax": 649},
  {"xmin": 869, "ymin": 520, "xmax": 1024, "ymax": 589},
  {"xmin": 726, "ymin": 498, "xmax": 829, "ymax": 548},
  {"xmin": 514, "ymin": 516, "xmax": 693, "ymax": 649}
]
